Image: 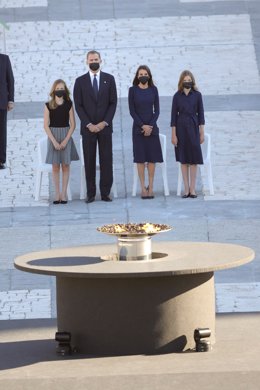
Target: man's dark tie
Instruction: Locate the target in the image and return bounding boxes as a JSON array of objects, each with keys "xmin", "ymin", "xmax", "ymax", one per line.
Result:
[{"xmin": 93, "ymin": 74, "xmax": 98, "ymax": 100}]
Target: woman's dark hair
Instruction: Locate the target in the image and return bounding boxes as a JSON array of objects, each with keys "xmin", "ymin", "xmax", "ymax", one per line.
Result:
[{"xmin": 132, "ymin": 65, "xmax": 155, "ymax": 87}]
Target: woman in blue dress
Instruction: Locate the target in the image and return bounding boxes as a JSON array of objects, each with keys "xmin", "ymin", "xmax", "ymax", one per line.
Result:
[
  {"xmin": 128, "ymin": 65, "xmax": 163, "ymax": 199},
  {"xmin": 171, "ymin": 70, "xmax": 205, "ymax": 198}
]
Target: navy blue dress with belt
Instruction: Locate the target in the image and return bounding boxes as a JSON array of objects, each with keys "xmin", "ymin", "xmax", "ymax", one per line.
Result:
[
  {"xmin": 171, "ymin": 89, "xmax": 205, "ymax": 165},
  {"xmin": 128, "ymin": 85, "xmax": 163, "ymax": 163}
]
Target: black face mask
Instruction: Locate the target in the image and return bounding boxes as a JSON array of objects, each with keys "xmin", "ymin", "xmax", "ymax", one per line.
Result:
[
  {"xmin": 89, "ymin": 62, "xmax": 100, "ymax": 71},
  {"xmin": 183, "ymin": 81, "xmax": 193, "ymax": 89},
  {"xmin": 138, "ymin": 76, "xmax": 149, "ymax": 85},
  {"xmin": 54, "ymin": 90, "xmax": 66, "ymax": 98}
]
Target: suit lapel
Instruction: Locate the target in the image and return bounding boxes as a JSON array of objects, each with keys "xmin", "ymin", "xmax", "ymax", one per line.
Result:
[
  {"xmin": 98, "ymin": 72, "xmax": 106, "ymax": 99},
  {"xmin": 85, "ymin": 72, "xmax": 96, "ymax": 100}
]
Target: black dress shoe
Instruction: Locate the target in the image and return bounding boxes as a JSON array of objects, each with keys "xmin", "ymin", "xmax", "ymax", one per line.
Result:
[
  {"xmin": 86, "ymin": 196, "xmax": 95, "ymax": 203},
  {"xmin": 101, "ymin": 196, "xmax": 112, "ymax": 202},
  {"xmin": 53, "ymin": 200, "xmax": 60, "ymax": 204},
  {"xmin": 0, "ymin": 163, "xmax": 6, "ymax": 169}
]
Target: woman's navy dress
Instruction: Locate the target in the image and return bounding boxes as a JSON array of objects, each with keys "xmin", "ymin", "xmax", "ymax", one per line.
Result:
[
  {"xmin": 128, "ymin": 85, "xmax": 163, "ymax": 163},
  {"xmin": 171, "ymin": 89, "xmax": 205, "ymax": 164}
]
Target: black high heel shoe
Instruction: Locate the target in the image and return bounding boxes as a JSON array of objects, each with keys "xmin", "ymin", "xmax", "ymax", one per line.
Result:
[
  {"xmin": 182, "ymin": 193, "xmax": 190, "ymax": 198},
  {"xmin": 53, "ymin": 200, "xmax": 60, "ymax": 204},
  {"xmin": 146, "ymin": 186, "xmax": 154, "ymax": 199}
]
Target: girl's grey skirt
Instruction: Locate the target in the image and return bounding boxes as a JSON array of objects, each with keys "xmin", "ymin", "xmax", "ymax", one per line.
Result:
[{"xmin": 45, "ymin": 127, "xmax": 79, "ymax": 165}]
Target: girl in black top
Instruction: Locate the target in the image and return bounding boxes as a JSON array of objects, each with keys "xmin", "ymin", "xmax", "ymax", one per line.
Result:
[
  {"xmin": 171, "ymin": 70, "xmax": 205, "ymax": 198},
  {"xmin": 44, "ymin": 79, "xmax": 79, "ymax": 204}
]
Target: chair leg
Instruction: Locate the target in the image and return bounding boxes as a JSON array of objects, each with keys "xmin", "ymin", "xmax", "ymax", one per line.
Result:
[
  {"xmin": 80, "ymin": 166, "xmax": 86, "ymax": 200},
  {"xmin": 161, "ymin": 163, "xmax": 170, "ymax": 196},
  {"xmin": 112, "ymin": 167, "xmax": 118, "ymax": 198},
  {"xmin": 35, "ymin": 170, "xmax": 42, "ymax": 201},
  {"xmin": 177, "ymin": 163, "xmax": 182, "ymax": 196},
  {"xmin": 112, "ymin": 183, "xmax": 118, "ymax": 198},
  {"xmin": 200, "ymin": 164, "xmax": 214, "ymax": 196},
  {"xmin": 207, "ymin": 162, "xmax": 214, "ymax": 195},
  {"xmin": 67, "ymin": 178, "xmax": 72, "ymax": 201},
  {"xmin": 132, "ymin": 164, "xmax": 138, "ymax": 197}
]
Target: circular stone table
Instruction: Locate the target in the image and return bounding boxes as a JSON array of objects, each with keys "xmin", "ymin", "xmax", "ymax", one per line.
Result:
[{"xmin": 14, "ymin": 241, "xmax": 254, "ymax": 355}]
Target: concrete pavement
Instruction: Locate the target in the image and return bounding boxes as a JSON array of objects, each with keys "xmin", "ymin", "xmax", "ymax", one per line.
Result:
[{"xmin": 1, "ymin": 313, "xmax": 260, "ymax": 390}]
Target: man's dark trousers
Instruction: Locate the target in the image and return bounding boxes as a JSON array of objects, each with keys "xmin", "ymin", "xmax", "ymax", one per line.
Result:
[{"xmin": 0, "ymin": 110, "xmax": 7, "ymax": 164}]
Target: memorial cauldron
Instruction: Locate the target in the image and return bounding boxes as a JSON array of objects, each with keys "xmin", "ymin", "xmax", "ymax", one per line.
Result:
[
  {"xmin": 97, "ymin": 222, "xmax": 172, "ymax": 261},
  {"xmin": 14, "ymin": 223, "xmax": 254, "ymax": 355}
]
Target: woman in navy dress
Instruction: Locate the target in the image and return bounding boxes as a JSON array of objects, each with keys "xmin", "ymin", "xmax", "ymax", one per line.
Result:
[
  {"xmin": 171, "ymin": 70, "xmax": 205, "ymax": 198},
  {"xmin": 128, "ymin": 65, "xmax": 163, "ymax": 199}
]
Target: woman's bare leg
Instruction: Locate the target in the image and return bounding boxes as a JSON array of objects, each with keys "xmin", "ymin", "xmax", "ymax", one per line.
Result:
[
  {"xmin": 52, "ymin": 164, "xmax": 61, "ymax": 201},
  {"xmin": 137, "ymin": 163, "xmax": 148, "ymax": 197},
  {"xmin": 61, "ymin": 163, "xmax": 70, "ymax": 201},
  {"xmin": 181, "ymin": 164, "xmax": 190, "ymax": 195},
  {"xmin": 190, "ymin": 164, "xmax": 197, "ymax": 195},
  {"xmin": 147, "ymin": 163, "xmax": 155, "ymax": 196}
]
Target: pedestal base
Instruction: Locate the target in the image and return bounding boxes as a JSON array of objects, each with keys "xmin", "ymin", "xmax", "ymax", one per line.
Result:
[{"xmin": 56, "ymin": 272, "xmax": 215, "ymax": 355}]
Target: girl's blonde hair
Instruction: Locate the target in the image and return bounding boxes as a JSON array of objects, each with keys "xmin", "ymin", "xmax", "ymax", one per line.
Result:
[
  {"xmin": 48, "ymin": 79, "xmax": 71, "ymax": 109},
  {"xmin": 177, "ymin": 70, "xmax": 198, "ymax": 92}
]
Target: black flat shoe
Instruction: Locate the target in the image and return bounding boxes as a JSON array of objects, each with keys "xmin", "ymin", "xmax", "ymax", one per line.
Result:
[
  {"xmin": 190, "ymin": 194, "xmax": 197, "ymax": 198},
  {"xmin": 182, "ymin": 193, "xmax": 190, "ymax": 198},
  {"xmin": 101, "ymin": 196, "xmax": 112, "ymax": 202},
  {"xmin": 60, "ymin": 200, "xmax": 68, "ymax": 204},
  {"xmin": 86, "ymin": 196, "xmax": 95, "ymax": 203},
  {"xmin": 53, "ymin": 200, "xmax": 60, "ymax": 204},
  {"xmin": 0, "ymin": 163, "xmax": 6, "ymax": 169}
]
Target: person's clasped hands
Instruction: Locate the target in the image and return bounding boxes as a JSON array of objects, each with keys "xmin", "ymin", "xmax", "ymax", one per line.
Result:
[
  {"xmin": 141, "ymin": 124, "xmax": 153, "ymax": 136},
  {"xmin": 88, "ymin": 121, "xmax": 107, "ymax": 133}
]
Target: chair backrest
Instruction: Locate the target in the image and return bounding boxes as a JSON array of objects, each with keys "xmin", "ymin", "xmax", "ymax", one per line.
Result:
[
  {"xmin": 80, "ymin": 137, "xmax": 84, "ymax": 167},
  {"xmin": 159, "ymin": 133, "xmax": 167, "ymax": 163},
  {"xmin": 201, "ymin": 132, "xmax": 211, "ymax": 164},
  {"xmin": 37, "ymin": 137, "xmax": 48, "ymax": 166}
]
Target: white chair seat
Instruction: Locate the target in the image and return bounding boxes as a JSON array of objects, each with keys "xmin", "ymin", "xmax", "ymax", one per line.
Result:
[
  {"xmin": 132, "ymin": 133, "xmax": 170, "ymax": 197},
  {"xmin": 35, "ymin": 137, "xmax": 72, "ymax": 201},
  {"xmin": 79, "ymin": 138, "xmax": 118, "ymax": 200},
  {"xmin": 177, "ymin": 132, "xmax": 214, "ymax": 196}
]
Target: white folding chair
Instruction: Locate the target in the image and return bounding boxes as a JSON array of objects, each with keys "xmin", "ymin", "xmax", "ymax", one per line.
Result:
[
  {"xmin": 177, "ymin": 132, "xmax": 214, "ymax": 196},
  {"xmin": 79, "ymin": 138, "xmax": 118, "ymax": 200},
  {"xmin": 132, "ymin": 133, "xmax": 170, "ymax": 197},
  {"xmin": 35, "ymin": 136, "xmax": 72, "ymax": 201}
]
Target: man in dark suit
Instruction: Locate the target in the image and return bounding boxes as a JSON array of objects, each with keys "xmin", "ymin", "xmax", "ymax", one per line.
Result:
[
  {"xmin": 0, "ymin": 53, "xmax": 14, "ymax": 169},
  {"xmin": 73, "ymin": 50, "xmax": 117, "ymax": 203}
]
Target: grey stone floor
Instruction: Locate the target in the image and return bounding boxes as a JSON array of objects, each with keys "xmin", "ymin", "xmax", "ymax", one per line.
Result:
[{"xmin": 1, "ymin": 313, "xmax": 260, "ymax": 390}]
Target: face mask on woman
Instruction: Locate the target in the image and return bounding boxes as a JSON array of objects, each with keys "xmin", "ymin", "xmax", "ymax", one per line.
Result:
[
  {"xmin": 54, "ymin": 90, "xmax": 66, "ymax": 98},
  {"xmin": 182, "ymin": 81, "xmax": 193, "ymax": 89},
  {"xmin": 138, "ymin": 76, "xmax": 149, "ymax": 85}
]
